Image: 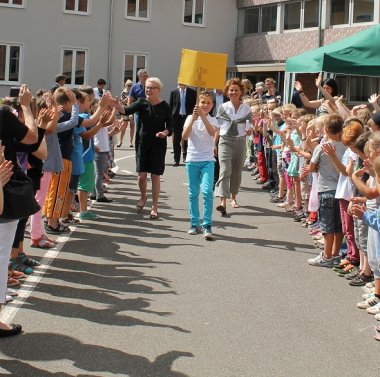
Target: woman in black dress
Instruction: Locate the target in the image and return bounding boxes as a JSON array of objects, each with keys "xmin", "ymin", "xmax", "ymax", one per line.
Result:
[{"xmin": 116, "ymin": 77, "xmax": 172, "ymax": 219}]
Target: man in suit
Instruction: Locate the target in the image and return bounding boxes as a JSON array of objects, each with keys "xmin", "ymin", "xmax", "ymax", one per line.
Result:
[{"xmin": 169, "ymin": 81, "xmax": 196, "ymax": 166}]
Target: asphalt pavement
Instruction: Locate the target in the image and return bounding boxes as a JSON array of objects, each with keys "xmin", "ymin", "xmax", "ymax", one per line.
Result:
[{"xmin": 1, "ymin": 145, "xmax": 380, "ymax": 377}]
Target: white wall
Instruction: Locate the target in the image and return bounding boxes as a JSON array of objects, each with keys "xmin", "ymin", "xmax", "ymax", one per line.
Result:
[{"xmin": 0, "ymin": 0, "xmax": 237, "ymax": 101}]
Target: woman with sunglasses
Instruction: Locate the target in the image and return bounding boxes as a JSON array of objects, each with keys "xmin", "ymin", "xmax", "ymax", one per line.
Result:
[{"xmin": 115, "ymin": 77, "xmax": 172, "ymax": 219}]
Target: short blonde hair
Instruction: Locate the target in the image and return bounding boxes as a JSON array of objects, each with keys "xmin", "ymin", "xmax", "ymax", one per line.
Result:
[{"xmin": 146, "ymin": 77, "xmax": 163, "ymax": 90}]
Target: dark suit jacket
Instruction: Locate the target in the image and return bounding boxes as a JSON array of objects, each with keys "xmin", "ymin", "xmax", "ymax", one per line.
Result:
[
  {"xmin": 169, "ymin": 87, "xmax": 197, "ymax": 120},
  {"xmin": 211, "ymin": 93, "xmax": 229, "ymax": 116}
]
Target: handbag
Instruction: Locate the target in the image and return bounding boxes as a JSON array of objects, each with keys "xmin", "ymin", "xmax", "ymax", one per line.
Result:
[{"xmin": 0, "ymin": 108, "xmax": 41, "ymax": 219}]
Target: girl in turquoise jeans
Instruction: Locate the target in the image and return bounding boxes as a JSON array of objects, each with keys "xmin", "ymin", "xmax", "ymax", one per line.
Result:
[{"xmin": 182, "ymin": 91, "xmax": 219, "ymax": 240}]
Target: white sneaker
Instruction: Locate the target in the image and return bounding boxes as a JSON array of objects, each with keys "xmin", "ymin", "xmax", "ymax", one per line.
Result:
[
  {"xmin": 307, "ymin": 252, "xmax": 333, "ymax": 268},
  {"xmin": 375, "ymin": 312, "xmax": 380, "ymax": 321},
  {"xmin": 357, "ymin": 296, "xmax": 380, "ymax": 309},
  {"xmin": 362, "ymin": 292, "xmax": 375, "ymax": 300},
  {"xmin": 6, "ymin": 288, "xmax": 18, "ymax": 297},
  {"xmin": 367, "ymin": 302, "xmax": 380, "ymax": 315},
  {"xmin": 5, "ymin": 295, "xmax": 13, "ymax": 302}
]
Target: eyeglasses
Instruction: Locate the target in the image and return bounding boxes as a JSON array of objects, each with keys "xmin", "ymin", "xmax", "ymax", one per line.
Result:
[{"xmin": 146, "ymin": 86, "xmax": 159, "ymax": 90}]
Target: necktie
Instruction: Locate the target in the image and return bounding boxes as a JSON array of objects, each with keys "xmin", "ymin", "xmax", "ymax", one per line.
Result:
[
  {"xmin": 99, "ymin": 88, "xmax": 103, "ymax": 97},
  {"xmin": 180, "ymin": 90, "xmax": 186, "ymax": 115}
]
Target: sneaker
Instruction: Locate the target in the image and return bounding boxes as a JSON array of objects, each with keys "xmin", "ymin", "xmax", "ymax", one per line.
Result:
[
  {"xmin": 375, "ymin": 313, "xmax": 380, "ymax": 321},
  {"xmin": 357, "ymin": 296, "xmax": 380, "ymax": 309},
  {"xmin": 7, "ymin": 277, "xmax": 19, "ymax": 287},
  {"xmin": 345, "ymin": 267, "xmax": 360, "ymax": 280},
  {"xmin": 187, "ymin": 226, "xmax": 200, "ymax": 235},
  {"xmin": 203, "ymin": 226, "xmax": 214, "ymax": 240},
  {"xmin": 307, "ymin": 252, "xmax": 334, "ymax": 268},
  {"xmin": 6, "ymin": 288, "xmax": 18, "ymax": 297},
  {"xmin": 277, "ymin": 202, "xmax": 287, "ymax": 208},
  {"xmin": 312, "ymin": 233, "xmax": 323, "ymax": 240},
  {"xmin": 79, "ymin": 211, "xmax": 99, "ymax": 220},
  {"xmin": 18, "ymin": 252, "xmax": 40, "ymax": 267},
  {"xmin": 90, "ymin": 194, "xmax": 96, "ymax": 200},
  {"xmin": 9, "ymin": 259, "xmax": 33, "ymax": 275},
  {"xmin": 5, "ymin": 295, "xmax": 13, "ymax": 303},
  {"xmin": 349, "ymin": 273, "xmax": 372, "ymax": 286},
  {"xmin": 367, "ymin": 302, "xmax": 380, "ymax": 315},
  {"xmin": 96, "ymin": 196, "xmax": 113, "ymax": 203},
  {"xmin": 362, "ymin": 292, "xmax": 375, "ymax": 300}
]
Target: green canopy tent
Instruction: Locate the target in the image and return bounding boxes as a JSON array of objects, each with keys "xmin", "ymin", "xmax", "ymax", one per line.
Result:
[
  {"xmin": 285, "ymin": 24, "xmax": 380, "ymax": 75},
  {"xmin": 283, "ymin": 24, "xmax": 380, "ymax": 103}
]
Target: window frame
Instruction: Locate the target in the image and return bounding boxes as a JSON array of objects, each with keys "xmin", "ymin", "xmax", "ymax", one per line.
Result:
[
  {"xmin": 0, "ymin": 42, "xmax": 23, "ymax": 85},
  {"xmin": 125, "ymin": 0, "xmax": 151, "ymax": 21},
  {"xmin": 243, "ymin": 4, "xmax": 278, "ymax": 35},
  {"xmin": 0, "ymin": 0, "xmax": 25, "ymax": 8},
  {"xmin": 328, "ymin": 0, "xmax": 375, "ymax": 28},
  {"xmin": 122, "ymin": 51, "xmax": 149, "ymax": 87},
  {"xmin": 182, "ymin": 0, "xmax": 207, "ymax": 27},
  {"xmin": 60, "ymin": 46, "xmax": 88, "ymax": 87},
  {"xmin": 63, "ymin": 0, "xmax": 91, "ymax": 16}
]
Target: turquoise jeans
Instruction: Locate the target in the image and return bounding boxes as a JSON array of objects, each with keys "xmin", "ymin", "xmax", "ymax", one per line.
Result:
[{"xmin": 186, "ymin": 161, "xmax": 215, "ymax": 228}]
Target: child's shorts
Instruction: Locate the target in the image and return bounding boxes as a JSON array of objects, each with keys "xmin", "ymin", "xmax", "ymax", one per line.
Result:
[
  {"xmin": 318, "ymin": 191, "xmax": 342, "ymax": 234},
  {"xmin": 354, "ymin": 218, "xmax": 368, "ymax": 255},
  {"xmin": 78, "ymin": 162, "xmax": 95, "ymax": 193}
]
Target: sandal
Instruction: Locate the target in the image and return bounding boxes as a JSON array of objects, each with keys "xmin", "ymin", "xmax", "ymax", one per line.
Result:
[
  {"xmin": 136, "ymin": 198, "xmax": 147, "ymax": 211},
  {"xmin": 230, "ymin": 200, "xmax": 240, "ymax": 208},
  {"xmin": 45, "ymin": 223, "xmax": 70, "ymax": 235},
  {"xmin": 31, "ymin": 237, "xmax": 56, "ymax": 249},
  {"xmin": 7, "ymin": 277, "xmax": 20, "ymax": 287},
  {"xmin": 150, "ymin": 210, "xmax": 159, "ymax": 220},
  {"xmin": 216, "ymin": 205, "xmax": 227, "ymax": 215},
  {"xmin": 41, "ymin": 234, "xmax": 58, "ymax": 244}
]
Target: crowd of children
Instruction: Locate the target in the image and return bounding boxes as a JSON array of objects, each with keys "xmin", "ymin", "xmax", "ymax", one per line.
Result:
[
  {"xmin": 2, "ymin": 74, "xmax": 380, "ymax": 342},
  {"xmin": 1, "ymin": 83, "xmax": 122, "ymax": 314},
  {"xmin": 240, "ymin": 76, "xmax": 380, "ymax": 341}
]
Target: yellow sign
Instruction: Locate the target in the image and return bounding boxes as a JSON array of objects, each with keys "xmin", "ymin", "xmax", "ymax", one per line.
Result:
[{"xmin": 178, "ymin": 49, "xmax": 228, "ymax": 89}]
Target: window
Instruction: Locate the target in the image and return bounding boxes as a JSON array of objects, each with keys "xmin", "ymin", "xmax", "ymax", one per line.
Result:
[
  {"xmin": 284, "ymin": 2, "xmax": 301, "ymax": 30},
  {"xmin": 261, "ymin": 5, "xmax": 277, "ymax": 32},
  {"xmin": 0, "ymin": 0, "xmax": 24, "ymax": 7},
  {"xmin": 64, "ymin": 0, "xmax": 90, "ymax": 15},
  {"xmin": 244, "ymin": 7, "xmax": 259, "ymax": 34},
  {"xmin": 353, "ymin": 0, "xmax": 374, "ymax": 23},
  {"xmin": 335, "ymin": 75, "xmax": 378, "ymax": 103},
  {"xmin": 0, "ymin": 43, "xmax": 21, "ymax": 83},
  {"xmin": 330, "ymin": 0, "xmax": 374, "ymax": 26},
  {"xmin": 183, "ymin": 0, "xmax": 206, "ymax": 26},
  {"xmin": 62, "ymin": 48, "xmax": 87, "ymax": 86},
  {"xmin": 123, "ymin": 52, "xmax": 148, "ymax": 83},
  {"xmin": 126, "ymin": 0, "xmax": 150, "ymax": 20},
  {"xmin": 304, "ymin": 0, "xmax": 319, "ymax": 28}
]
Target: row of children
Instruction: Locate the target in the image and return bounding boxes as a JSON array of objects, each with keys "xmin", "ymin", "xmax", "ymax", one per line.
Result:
[{"xmin": 241, "ymin": 75, "xmax": 380, "ymax": 340}]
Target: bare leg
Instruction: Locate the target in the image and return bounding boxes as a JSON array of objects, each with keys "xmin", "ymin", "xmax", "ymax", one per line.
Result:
[
  {"xmin": 137, "ymin": 172, "xmax": 148, "ymax": 207},
  {"xmin": 129, "ymin": 117, "xmax": 135, "ymax": 146},
  {"xmin": 323, "ymin": 233, "xmax": 334, "ymax": 259},
  {"xmin": 230, "ymin": 194, "xmax": 240, "ymax": 208},
  {"xmin": 332, "ymin": 232, "xmax": 344, "ymax": 257},
  {"xmin": 78, "ymin": 190, "xmax": 88, "ymax": 213},
  {"xmin": 151, "ymin": 174, "xmax": 160, "ymax": 216},
  {"xmin": 0, "ymin": 305, "xmax": 14, "ymax": 330},
  {"xmin": 117, "ymin": 120, "xmax": 127, "ymax": 147}
]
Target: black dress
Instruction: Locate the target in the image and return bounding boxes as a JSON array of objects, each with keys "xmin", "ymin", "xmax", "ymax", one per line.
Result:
[{"xmin": 124, "ymin": 98, "xmax": 172, "ymax": 175}]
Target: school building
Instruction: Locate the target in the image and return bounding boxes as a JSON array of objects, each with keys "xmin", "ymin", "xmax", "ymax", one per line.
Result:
[{"xmin": 0, "ymin": 0, "xmax": 380, "ymax": 103}]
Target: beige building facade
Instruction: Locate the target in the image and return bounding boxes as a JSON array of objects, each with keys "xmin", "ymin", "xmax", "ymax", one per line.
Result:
[{"xmin": 234, "ymin": 0, "xmax": 380, "ymax": 103}]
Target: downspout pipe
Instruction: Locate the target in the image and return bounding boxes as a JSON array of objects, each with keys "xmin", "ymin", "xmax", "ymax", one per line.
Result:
[{"xmin": 107, "ymin": 0, "xmax": 114, "ymax": 91}]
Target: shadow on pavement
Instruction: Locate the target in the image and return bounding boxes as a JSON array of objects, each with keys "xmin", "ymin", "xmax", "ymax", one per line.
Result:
[{"xmin": 1, "ymin": 333, "xmax": 194, "ymax": 377}]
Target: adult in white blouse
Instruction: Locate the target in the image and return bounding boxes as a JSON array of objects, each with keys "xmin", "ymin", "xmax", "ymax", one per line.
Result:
[{"xmin": 215, "ymin": 78, "xmax": 252, "ymax": 214}]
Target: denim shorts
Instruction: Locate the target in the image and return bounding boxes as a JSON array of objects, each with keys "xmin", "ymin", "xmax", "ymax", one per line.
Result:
[{"xmin": 318, "ymin": 191, "xmax": 342, "ymax": 234}]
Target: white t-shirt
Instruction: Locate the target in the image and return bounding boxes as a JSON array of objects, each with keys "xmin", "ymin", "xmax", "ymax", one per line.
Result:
[
  {"xmin": 184, "ymin": 115, "xmax": 219, "ymax": 162},
  {"xmin": 217, "ymin": 101, "xmax": 252, "ymax": 137},
  {"xmin": 335, "ymin": 149, "xmax": 357, "ymax": 201},
  {"xmin": 94, "ymin": 128, "xmax": 109, "ymax": 152}
]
